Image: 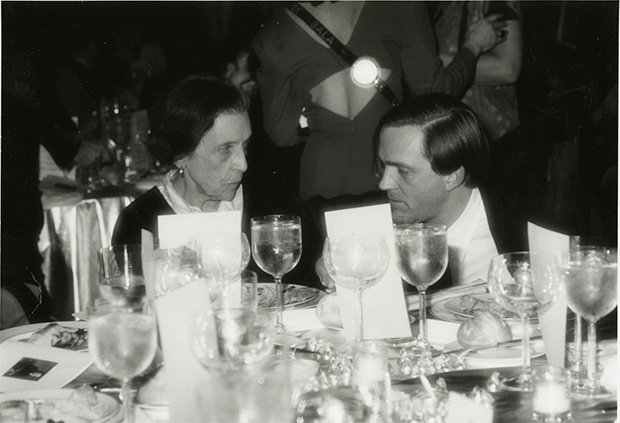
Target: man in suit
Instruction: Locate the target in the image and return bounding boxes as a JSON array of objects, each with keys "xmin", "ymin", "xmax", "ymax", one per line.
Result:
[{"xmin": 307, "ymin": 93, "xmax": 526, "ymax": 291}]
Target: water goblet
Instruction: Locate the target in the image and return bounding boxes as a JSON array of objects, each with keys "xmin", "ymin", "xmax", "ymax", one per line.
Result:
[
  {"xmin": 393, "ymin": 223, "xmax": 448, "ymax": 349},
  {"xmin": 561, "ymin": 249, "xmax": 617, "ymax": 396},
  {"xmin": 98, "ymin": 244, "xmax": 146, "ymax": 309},
  {"xmin": 88, "ymin": 303, "xmax": 158, "ymax": 423},
  {"xmin": 191, "ymin": 308, "xmax": 276, "ymax": 372},
  {"xmin": 564, "ymin": 244, "xmax": 607, "ymax": 389},
  {"xmin": 488, "ymin": 252, "xmax": 561, "ymax": 391},
  {"xmin": 322, "ymin": 233, "xmax": 390, "ymax": 342},
  {"xmin": 192, "ymin": 232, "xmax": 251, "ymax": 309},
  {"xmin": 251, "ymin": 215, "xmax": 302, "ymax": 333}
]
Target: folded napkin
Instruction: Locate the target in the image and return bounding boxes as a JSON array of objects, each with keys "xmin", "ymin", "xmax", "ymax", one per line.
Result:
[
  {"xmin": 282, "ymin": 308, "xmax": 325, "ymax": 332},
  {"xmin": 405, "ymin": 279, "xmax": 488, "ymax": 311}
]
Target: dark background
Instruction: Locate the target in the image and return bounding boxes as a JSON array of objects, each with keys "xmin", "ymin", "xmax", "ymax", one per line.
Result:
[{"xmin": 4, "ymin": 1, "xmax": 617, "ymax": 91}]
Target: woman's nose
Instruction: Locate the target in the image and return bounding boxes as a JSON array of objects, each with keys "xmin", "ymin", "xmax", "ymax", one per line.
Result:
[{"xmin": 234, "ymin": 148, "xmax": 248, "ymax": 173}]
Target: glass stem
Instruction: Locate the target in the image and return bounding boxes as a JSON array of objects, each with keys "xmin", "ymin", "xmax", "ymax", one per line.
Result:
[
  {"xmin": 587, "ymin": 320, "xmax": 598, "ymax": 391},
  {"xmin": 418, "ymin": 289, "xmax": 428, "ymax": 344},
  {"xmin": 574, "ymin": 313, "xmax": 582, "ymax": 372},
  {"xmin": 121, "ymin": 377, "xmax": 134, "ymax": 423},
  {"xmin": 521, "ymin": 313, "xmax": 532, "ymax": 385},
  {"xmin": 274, "ymin": 276, "xmax": 285, "ymax": 334},
  {"xmin": 354, "ymin": 286, "xmax": 364, "ymax": 342}
]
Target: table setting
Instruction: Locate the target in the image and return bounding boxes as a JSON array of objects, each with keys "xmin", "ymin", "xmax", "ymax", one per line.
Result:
[{"xmin": 0, "ymin": 206, "xmax": 617, "ymax": 423}]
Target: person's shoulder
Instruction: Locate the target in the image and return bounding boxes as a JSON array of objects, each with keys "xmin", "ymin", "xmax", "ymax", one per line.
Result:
[{"xmin": 124, "ymin": 187, "xmax": 169, "ymax": 213}]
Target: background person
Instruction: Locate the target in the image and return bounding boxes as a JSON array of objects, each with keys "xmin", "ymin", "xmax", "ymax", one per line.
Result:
[{"xmin": 252, "ymin": 1, "xmax": 507, "ymax": 200}]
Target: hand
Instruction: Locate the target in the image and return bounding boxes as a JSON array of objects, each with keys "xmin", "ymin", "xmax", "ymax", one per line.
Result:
[
  {"xmin": 74, "ymin": 140, "xmax": 110, "ymax": 167},
  {"xmin": 463, "ymin": 11, "xmax": 508, "ymax": 57}
]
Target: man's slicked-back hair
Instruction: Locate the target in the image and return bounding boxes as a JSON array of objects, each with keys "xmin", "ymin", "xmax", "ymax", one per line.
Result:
[
  {"xmin": 374, "ymin": 93, "xmax": 490, "ymax": 188},
  {"xmin": 149, "ymin": 74, "xmax": 249, "ymax": 165}
]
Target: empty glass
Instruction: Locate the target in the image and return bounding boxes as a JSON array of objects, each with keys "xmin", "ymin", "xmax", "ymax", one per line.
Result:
[
  {"xmin": 488, "ymin": 252, "xmax": 561, "ymax": 391},
  {"xmin": 322, "ymin": 233, "xmax": 390, "ymax": 342},
  {"xmin": 98, "ymin": 244, "xmax": 146, "ymax": 309}
]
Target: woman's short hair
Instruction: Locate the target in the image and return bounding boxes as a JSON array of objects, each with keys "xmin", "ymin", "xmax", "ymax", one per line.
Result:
[
  {"xmin": 149, "ymin": 74, "xmax": 249, "ymax": 165},
  {"xmin": 373, "ymin": 93, "xmax": 490, "ymax": 188}
]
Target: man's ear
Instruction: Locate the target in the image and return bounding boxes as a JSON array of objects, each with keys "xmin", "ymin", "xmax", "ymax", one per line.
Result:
[{"xmin": 444, "ymin": 166, "xmax": 466, "ymax": 191}]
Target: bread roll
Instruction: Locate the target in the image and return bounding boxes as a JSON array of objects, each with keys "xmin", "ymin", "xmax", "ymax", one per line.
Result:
[{"xmin": 457, "ymin": 311, "xmax": 512, "ymax": 348}]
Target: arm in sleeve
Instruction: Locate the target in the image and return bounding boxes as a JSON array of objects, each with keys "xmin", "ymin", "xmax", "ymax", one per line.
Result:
[
  {"xmin": 399, "ymin": 3, "xmax": 477, "ymax": 98},
  {"xmin": 252, "ymin": 32, "xmax": 310, "ymax": 147}
]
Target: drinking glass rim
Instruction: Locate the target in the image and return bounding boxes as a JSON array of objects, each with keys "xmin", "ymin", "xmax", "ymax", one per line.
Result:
[
  {"xmin": 251, "ymin": 215, "xmax": 301, "ymax": 225},
  {"xmin": 490, "ymin": 251, "xmax": 559, "ymax": 264},
  {"xmin": 393, "ymin": 222, "xmax": 447, "ymax": 235}
]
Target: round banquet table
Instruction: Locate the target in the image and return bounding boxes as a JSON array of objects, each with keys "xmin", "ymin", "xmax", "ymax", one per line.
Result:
[
  {"xmin": 64, "ymin": 312, "xmax": 617, "ymax": 423},
  {"xmin": 39, "ymin": 183, "xmax": 155, "ymax": 320}
]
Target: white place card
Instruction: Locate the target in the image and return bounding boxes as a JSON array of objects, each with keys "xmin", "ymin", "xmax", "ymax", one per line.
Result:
[
  {"xmin": 0, "ymin": 341, "xmax": 94, "ymax": 393},
  {"xmin": 324, "ymin": 204, "xmax": 411, "ymax": 340},
  {"xmin": 155, "ymin": 279, "xmax": 215, "ymax": 423},
  {"xmin": 528, "ymin": 222, "xmax": 570, "ymax": 367},
  {"xmin": 158, "ymin": 210, "xmax": 242, "ymax": 248}
]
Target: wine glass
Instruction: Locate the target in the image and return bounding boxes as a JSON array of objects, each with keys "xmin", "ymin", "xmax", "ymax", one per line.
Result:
[
  {"xmin": 393, "ymin": 223, "xmax": 448, "ymax": 349},
  {"xmin": 564, "ymin": 244, "xmax": 607, "ymax": 389},
  {"xmin": 98, "ymin": 245, "xmax": 146, "ymax": 309},
  {"xmin": 191, "ymin": 308, "xmax": 276, "ymax": 372},
  {"xmin": 322, "ymin": 233, "xmax": 390, "ymax": 342},
  {"xmin": 561, "ymin": 249, "xmax": 617, "ymax": 396},
  {"xmin": 488, "ymin": 252, "xmax": 561, "ymax": 391},
  {"xmin": 89, "ymin": 303, "xmax": 157, "ymax": 423},
  {"xmin": 251, "ymin": 215, "xmax": 302, "ymax": 333},
  {"xmin": 192, "ymin": 232, "xmax": 251, "ymax": 309}
]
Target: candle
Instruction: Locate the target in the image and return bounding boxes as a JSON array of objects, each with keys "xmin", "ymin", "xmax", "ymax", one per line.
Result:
[
  {"xmin": 533, "ymin": 381, "xmax": 571, "ymax": 414},
  {"xmin": 355, "ymin": 354, "xmax": 387, "ymax": 383}
]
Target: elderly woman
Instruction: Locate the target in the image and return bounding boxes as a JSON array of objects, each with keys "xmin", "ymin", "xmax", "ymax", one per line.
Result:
[{"xmin": 111, "ymin": 74, "xmax": 251, "ymax": 245}]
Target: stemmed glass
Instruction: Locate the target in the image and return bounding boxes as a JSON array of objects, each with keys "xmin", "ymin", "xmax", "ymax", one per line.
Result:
[
  {"xmin": 251, "ymin": 215, "xmax": 302, "ymax": 333},
  {"xmin": 322, "ymin": 233, "xmax": 390, "ymax": 342},
  {"xmin": 562, "ymin": 248, "xmax": 617, "ymax": 396},
  {"xmin": 393, "ymin": 224, "xmax": 448, "ymax": 349},
  {"xmin": 88, "ymin": 303, "xmax": 157, "ymax": 423},
  {"xmin": 564, "ymin": 244, "xmax": 607, "ymax": 389},
  {"xmin": 488, "ymin": 252, "xmax": 561, "ymax": 391},
  {"xmin": 192, "ymin": 232, "xmax": 251, "ymax": 309},
  {"xmin": 98, "ymin": 245, "xmax": 146, "ymax": 309}
]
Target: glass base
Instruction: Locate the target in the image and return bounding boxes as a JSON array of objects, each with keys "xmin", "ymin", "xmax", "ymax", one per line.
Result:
[
  {"xmin": 532, "ymin": 410, "xmax": 572, "ymax": 422},
  {"xmin": 572, "ymin": 383, "xmax": 614, "ymax": 398},
  {"xmin": 499, "ymin": 374, "xmax": 534, "ymax": 392}
]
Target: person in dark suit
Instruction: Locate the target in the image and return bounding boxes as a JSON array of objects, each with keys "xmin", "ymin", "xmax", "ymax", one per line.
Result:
[{"xmin": 304, "ymin": 93, "xmax": 526, "ymax": 292}]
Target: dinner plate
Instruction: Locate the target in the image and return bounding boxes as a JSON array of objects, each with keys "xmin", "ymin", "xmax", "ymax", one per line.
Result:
[
  {"xmin": 430, "ymin": 295, "xmax": 538, "ymax": 325},
  {"xmin": 0, "ymin": 388, "xmax": 122, "ymax": 423},
  {"xmin": 0, "ymin": 321, "xmax": 88, "ymax": 347},
  {"xmin": 443, "ymin": 293, "xmax": 525, "ymax": 323},
  {"xmin": 258, "ymin": 283, "xmax": 320, "ymax": 310},
  {"xmin": 444, "ymin": 338, "xmax": 546, "ymax": 369},
  {"xmin": 429, "ymin": 300, "xmax": 538, "ymax": 340}
]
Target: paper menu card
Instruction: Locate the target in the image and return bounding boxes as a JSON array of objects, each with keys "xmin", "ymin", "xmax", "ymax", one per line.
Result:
[
  {"xmin": 158, "ymin": 210, "xmax": 241, "ymax": 248},
  {"xmin": 0, "ymin": 341, "xmax": 94, "ymax": 393},
  {"xmin": 528, "ymin": 221, "xmax": 570, "ymax": 367},
  {"xmin": 155, "ymin": 279, "xmax": 215, "ymax": 422},
  {"xmin": 324, "ymin": 204, "xmax": 412, "ymax": 340}
]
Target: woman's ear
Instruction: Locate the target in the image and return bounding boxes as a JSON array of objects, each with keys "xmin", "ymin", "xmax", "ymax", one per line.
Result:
[
  {"xmin": 444, "ymin": 166, "xmax": 466, "ymax": 191},
  {"xmin": 173, "ymin": 158, "xmax": 186, "ymax": 171}
]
